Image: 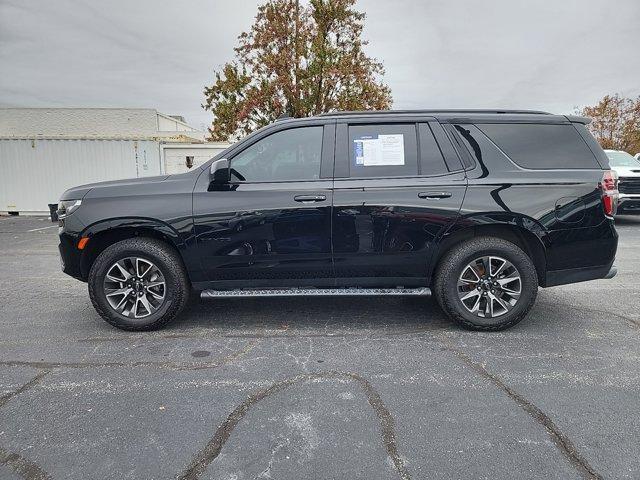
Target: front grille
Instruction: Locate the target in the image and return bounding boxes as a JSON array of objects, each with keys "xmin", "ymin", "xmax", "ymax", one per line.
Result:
[{"xmin": 619, "ymin": 177, "xmax": 640, "ymax": 194}]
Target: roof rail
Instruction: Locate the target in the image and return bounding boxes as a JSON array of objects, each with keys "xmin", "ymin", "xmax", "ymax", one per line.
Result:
[{"xmin": 317, "ymin": 109, "xmax": 552, "ymax": 117}]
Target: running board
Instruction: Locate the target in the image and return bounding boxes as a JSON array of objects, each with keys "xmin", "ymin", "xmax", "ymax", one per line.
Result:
[{"xmin": 201, "ymin": 287, "xmax": 431, "ymax": 299}]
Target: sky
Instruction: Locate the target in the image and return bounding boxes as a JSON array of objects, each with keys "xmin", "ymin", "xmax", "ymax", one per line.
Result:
[{"xmin": 1, "ymin": 0, "xmax": 639, "ymax": 131}]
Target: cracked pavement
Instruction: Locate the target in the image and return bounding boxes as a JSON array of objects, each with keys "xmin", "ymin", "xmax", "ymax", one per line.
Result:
[{"xmin": 0, "ymin": 215, "xmax": 639, "ymax": 479}]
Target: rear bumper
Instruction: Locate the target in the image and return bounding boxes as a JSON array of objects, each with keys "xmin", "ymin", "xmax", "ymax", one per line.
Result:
[
  {"xmin": 544, "ymin": 260, "xmax": 616, "ymax": 287},
  {"xmin": 617, "ymin": 194, "xmax": 640, "ymax": 214},
  {"xmin": 603, "ymin": 265, "xmax": 617, "ymax": 279}
]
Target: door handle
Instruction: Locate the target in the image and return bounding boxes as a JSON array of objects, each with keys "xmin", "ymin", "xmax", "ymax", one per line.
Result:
[
  {"xmin": 294, "ymin": 194, "xmax": 326, "ymax": 203},
  {"xmin": 418, "ymin": 191, "xmax": 452, "ymax": 199}
]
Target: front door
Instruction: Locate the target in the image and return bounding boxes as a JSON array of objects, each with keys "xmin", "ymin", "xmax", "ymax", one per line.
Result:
[
  {"xmin": 193, "ymin": 124, "xmax": 335, "ymax": 287},
  {"xmin": 331, "ymin": 119, "xmax": 467, "ymax": 286}
]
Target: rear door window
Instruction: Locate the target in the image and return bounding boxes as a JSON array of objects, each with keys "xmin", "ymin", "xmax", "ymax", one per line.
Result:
[
  {"xmin": 418, "ymin": 123, "xmax": 451, "ymax": 175},
  {"xmin": 477, "ymin": 123, "xmax": 600, "ymax": 169},
  {"xmin": 348, "ymin": 124, "xmax": 418, "ymax": 178}
]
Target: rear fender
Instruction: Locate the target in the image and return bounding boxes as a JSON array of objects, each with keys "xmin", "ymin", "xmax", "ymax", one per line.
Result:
[{"xmin": 428, "ymin": 212, "xmax": 548, "ymax": 285}]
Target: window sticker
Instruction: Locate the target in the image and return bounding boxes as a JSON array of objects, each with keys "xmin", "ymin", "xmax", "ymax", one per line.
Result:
[{"xmin": 354, "ymin": 134, "xmax": 405, "ymax": 166}]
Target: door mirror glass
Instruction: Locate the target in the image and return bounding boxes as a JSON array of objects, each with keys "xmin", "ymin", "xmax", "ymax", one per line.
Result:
[{"xmin": 210, "ymin": 158, "xmax": 230, "ymax": 184}]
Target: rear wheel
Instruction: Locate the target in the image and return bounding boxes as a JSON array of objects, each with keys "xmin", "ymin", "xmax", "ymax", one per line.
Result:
[
  {"xmin": 433, "ymin": 237, "xmax": 538, "ymax": 331},
  {"xmin": 88, "ymin": 238, "xmax": 190, "ymax": 331}
]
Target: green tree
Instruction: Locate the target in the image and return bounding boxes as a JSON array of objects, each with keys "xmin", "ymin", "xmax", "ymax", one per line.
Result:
[
  {"xmin": 578, "ymin": 94, "xmax": 640, "ymax": 154},
  {"xmin": 203, "ymin": 0, "xmax": 392, "ymax": 141}
]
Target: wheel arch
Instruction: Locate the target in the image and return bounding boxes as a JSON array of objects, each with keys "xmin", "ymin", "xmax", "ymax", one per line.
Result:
[
  {"xmin": 78, "ymin": 218, "xmax": 192, "ymax": 283},
  {"xmin": 429, "ymin": 219, "xmax": 547, "ymax": 286}
]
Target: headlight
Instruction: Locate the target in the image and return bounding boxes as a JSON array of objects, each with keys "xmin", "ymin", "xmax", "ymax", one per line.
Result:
[{"xmin": 57, "ymin": 199, "xmax": 82, "ymax": 219}]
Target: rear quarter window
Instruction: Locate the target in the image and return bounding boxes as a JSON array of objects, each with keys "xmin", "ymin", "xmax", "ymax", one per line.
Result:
[{"xmin": 477, "ymin": 123, "xmax": 600, "ymax": 169}]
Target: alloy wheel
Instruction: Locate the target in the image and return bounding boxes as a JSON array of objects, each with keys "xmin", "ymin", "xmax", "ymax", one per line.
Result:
[
  {"xmin": 457, "ymin": 256, "xmax": 522, "ymax": 318},
  {"xmin": 103, "ymin": 257, "xmax": 166, "ymax": 318}
]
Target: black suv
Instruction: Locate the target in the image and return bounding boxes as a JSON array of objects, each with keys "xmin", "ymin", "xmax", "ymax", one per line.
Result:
[{"xmin": 58, "ymin": 110, "xmax": 619, "ymax": 331}]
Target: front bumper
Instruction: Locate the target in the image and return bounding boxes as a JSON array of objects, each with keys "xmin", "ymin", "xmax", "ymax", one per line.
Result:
[
  {"xmin": 59, "ymin": 233, "xmax": 85, "ymax": 280},
  {"xmin": 617, "ymin": 194, "xmax": 640, "ymax": 215},
  {"xmin": 58, "ymin": 215, "xmax": 86, "ymax": 281}
]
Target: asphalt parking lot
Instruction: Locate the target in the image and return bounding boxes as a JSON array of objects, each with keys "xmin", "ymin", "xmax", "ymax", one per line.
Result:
[{"xmin": 0, "ymin": 216, "xmax": 639, "ymax": 480}]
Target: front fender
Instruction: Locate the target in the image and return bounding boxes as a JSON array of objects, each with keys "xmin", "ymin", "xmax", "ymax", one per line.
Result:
[
  {"xmin": 74, "ymin": 216, "xmax": 204, "ymax": 283},
  {"xmin": 81, "ymin": 217, "xmax": 185, "ymax": 249}
]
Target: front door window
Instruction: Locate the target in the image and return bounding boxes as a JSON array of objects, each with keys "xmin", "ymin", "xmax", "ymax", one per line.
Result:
[{"xmin": 230, "ymin": 127, "xmax": 323, "ymax": 182}]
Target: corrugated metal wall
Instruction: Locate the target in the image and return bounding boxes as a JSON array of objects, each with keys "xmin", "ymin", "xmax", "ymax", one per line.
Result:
[
  {"xmin": 163, "ymin": 145, "xmax": 228, "ymax": 174},
  {"xmin": 0, "ymin": 139, "xmax": 160, "ymax": 212}
]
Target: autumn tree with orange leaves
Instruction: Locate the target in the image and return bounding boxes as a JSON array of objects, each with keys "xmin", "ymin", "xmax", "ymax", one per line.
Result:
[
  {"xmin": 203, "ymin": 0, "xmax": 392, "ymax": 141},
  {"xmin": 578, "ymin": 94, "xmax": 640, "ymax": 154}
]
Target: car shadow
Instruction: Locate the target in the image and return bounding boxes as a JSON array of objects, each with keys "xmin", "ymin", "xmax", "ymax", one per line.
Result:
[{"xmin": 167, "ymin": 295, "xmax": 454, "ymax": 335}]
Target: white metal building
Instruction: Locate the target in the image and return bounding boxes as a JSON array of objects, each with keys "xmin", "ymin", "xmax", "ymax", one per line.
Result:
[
  {"xmin": 161, "ymin": 143, "xmax": 230, "ymax": 175},
  {"xmin": 0, "ymin": 108, "xmax": 230, "ymax": 213}
]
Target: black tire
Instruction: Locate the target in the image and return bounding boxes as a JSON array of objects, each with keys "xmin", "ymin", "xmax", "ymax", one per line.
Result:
[
  {"xmin": 88, "ymin": 237, "xmax": 190, "ymax": 331},
  {"xmin": 433, "ymin": 236, "xmax": 538, "ymax": 331},
  {"xmin": 189, "ymin": 289, "xmax": 203, "ymax": 304}
]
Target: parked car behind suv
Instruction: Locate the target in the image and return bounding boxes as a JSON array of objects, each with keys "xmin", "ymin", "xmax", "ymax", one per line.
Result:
[
  {"xmin": 58, "ymin": 110, "xmax": 618, "ymax": 331},
  {"xmin": 605, "ymin": 149, "xmax": 640, "ymax": 215}
]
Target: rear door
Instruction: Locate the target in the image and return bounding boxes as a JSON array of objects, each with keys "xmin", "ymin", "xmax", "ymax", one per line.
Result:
[{"xmin": 332, "ymin": 118, "xmax": 467, "ymax": 286}]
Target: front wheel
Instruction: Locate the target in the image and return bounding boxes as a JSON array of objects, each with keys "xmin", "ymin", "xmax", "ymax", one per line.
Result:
[
  {"xmin": 433, "ymin": 237, "xmax": 538, "ymax": 331},
  {"xmin": 88, "ymin": 238, "xmax": 190, "ymax": 331}
]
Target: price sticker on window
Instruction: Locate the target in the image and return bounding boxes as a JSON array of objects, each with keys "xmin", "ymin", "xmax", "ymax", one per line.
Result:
[{"xmin": 354, "ymin": 134, "xmax": 405, "ymax": 166}]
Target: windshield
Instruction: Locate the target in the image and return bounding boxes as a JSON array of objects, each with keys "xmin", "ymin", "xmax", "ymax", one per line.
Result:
[{"xmin": 606, "ymin": 150, "xmax": 640, "ymax": 167}]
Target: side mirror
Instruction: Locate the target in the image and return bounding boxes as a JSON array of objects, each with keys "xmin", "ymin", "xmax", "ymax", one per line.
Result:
[{"xmin": 210, "ymin": 158, "xmax": 230, "ymax": 185}]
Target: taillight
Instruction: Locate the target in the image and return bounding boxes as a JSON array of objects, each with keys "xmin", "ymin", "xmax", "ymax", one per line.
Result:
[{"xmin": 599, "ymin": 170, "xmax": 619, "ymax": 218}]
